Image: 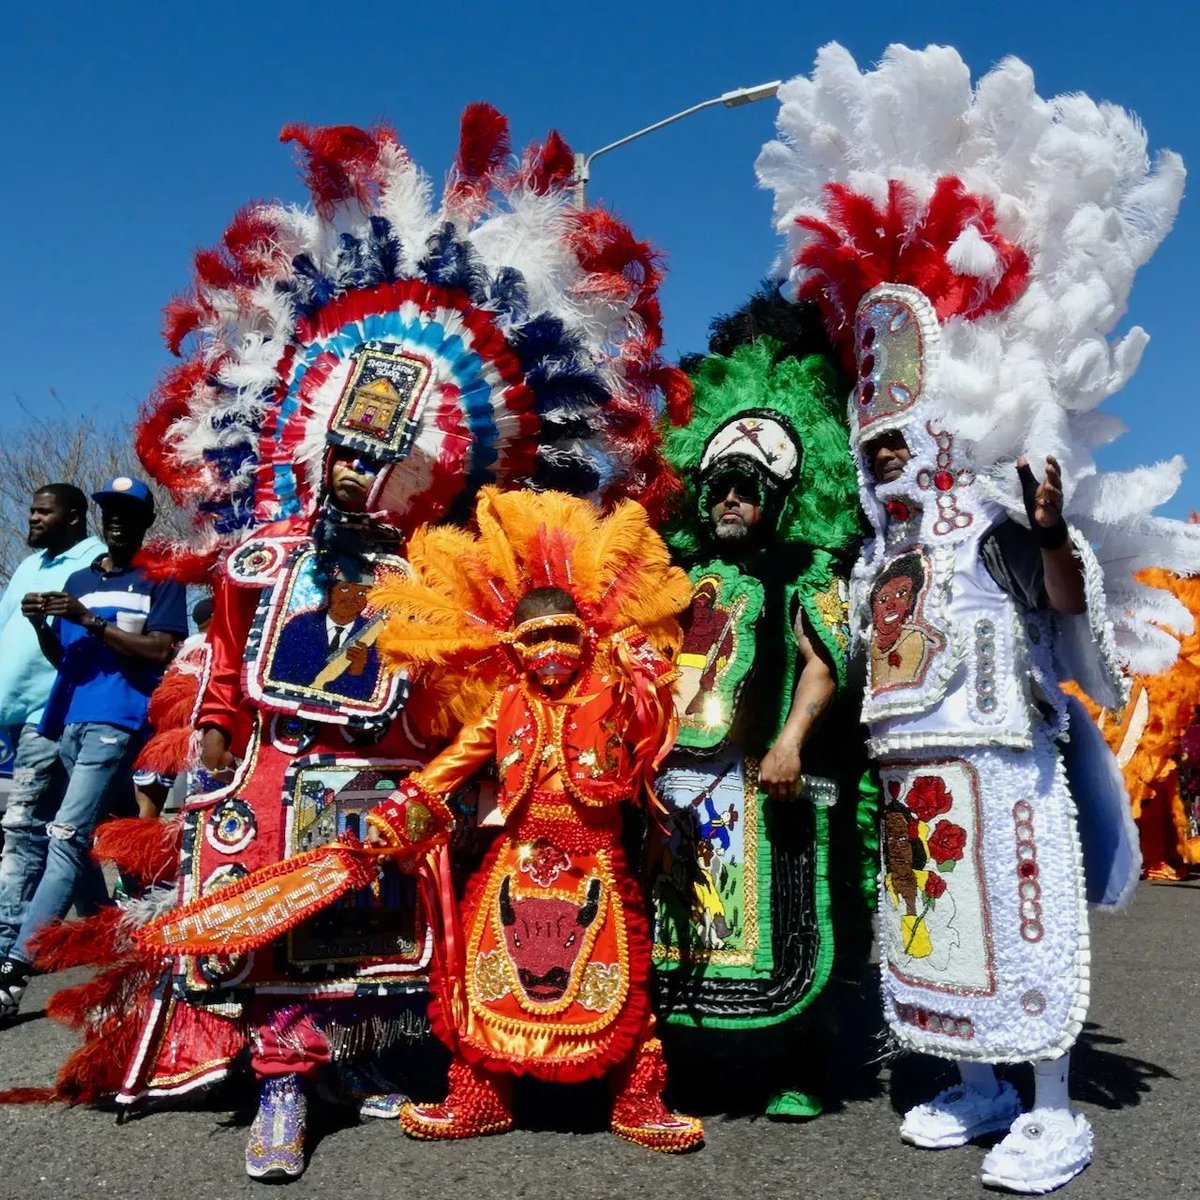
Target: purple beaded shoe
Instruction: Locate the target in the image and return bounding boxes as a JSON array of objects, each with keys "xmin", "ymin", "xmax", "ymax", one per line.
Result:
[{"xmin": 245, "ymin": 1074, "xmax": 307, "ymax": 1181}]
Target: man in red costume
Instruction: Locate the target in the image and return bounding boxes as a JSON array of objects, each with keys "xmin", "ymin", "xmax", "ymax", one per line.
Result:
[{"xmin": 364, "ymin": 492, "xmax": 703, "ymax": 1152}]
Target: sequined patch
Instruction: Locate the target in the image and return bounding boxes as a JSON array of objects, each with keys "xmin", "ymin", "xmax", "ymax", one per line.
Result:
[
  {"xmin": 916, "ymin": 424, "xmax": 975, "ymax": 536},
  {"xmin": 895, "ymin": 1001, "xmax": 974, "ymax": 1039},
  {"xmin": 205, "ymin": 798, "xmax": 257, "ymax": 854},
  {"xmin": 195, "ymin": 948, "xmax": 254, "ymax": 986},
  {"xmin": 405, "ymin": 801, "xmax": 435, "ymax": 843},
  {"xmin": 854, "ymin": 289, "xmax": 928, "ymax": 433},
  {"xmin": 577, "ymin": 961, "xmax": 622, "ymax": 1012},
  {"xmin": 975, "ymin": 619, "xmax": 998, "ymax": 714},
  {"xmin": 228, "ymin": 538, "xmax": 290, "ymax": 585},
  {"xmin": 202, "ymin": 863, "xmax": 250, "ymax": 894},
  {"xmin": 474, "ymin": 949, "xmax": 511, "ymax": 1002},
  {"xmin": 328, "ymin": 341, "xmax": 433, "ymax": 460}
]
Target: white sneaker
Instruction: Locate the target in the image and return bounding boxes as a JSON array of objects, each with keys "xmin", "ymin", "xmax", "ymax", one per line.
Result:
[
  {"xmin": 900, "ymin": 1080, "xmax": 1022, "ymax": 1149},
  {"xmin": 0, "ymin": 959, "xmax": 29, "ymax": 1022},
  {"xmin": 980, "ymin": 1110, "xmax": 1092, "ymax": 1194}
]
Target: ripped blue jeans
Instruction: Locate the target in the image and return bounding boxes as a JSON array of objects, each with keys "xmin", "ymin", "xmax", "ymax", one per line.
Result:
[{"xmin": 8, "ymin": 722, "xmax": 141, "ymax": 966}]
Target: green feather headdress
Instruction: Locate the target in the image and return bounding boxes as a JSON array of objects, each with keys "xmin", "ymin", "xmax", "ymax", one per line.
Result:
[{"xmin": 662, "ymin": 337, "xmax": 861, "ymax": 559}]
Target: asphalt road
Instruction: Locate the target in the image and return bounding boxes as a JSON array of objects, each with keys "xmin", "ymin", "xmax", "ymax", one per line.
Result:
[{"xmin": 0, "ymin": 881, "xmax": 1195, "ymax": 1200}]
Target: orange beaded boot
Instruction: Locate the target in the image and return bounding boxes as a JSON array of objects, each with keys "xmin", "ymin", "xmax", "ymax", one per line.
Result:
[
  {"xmin": 609, "ymin": 1037, "xmax": 703, "ymax": 1152},
  {"xmin": 399, "ymin": 1059, "xmax": 514, "ymax": 1141}
]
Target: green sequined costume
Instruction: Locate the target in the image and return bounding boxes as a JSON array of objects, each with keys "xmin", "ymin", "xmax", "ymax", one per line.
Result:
[{"xmin": 650, "ymin": 305, "xmax": 878, "ymax": 1107}]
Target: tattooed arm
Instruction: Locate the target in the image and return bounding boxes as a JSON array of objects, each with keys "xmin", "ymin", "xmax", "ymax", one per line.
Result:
[{"xmin": 758, "ymin": 617, "xmax": 836, "ymax": 800}]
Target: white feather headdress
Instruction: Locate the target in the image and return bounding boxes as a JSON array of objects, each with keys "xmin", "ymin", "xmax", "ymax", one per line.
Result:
[{"xmin": 756, "ymin": 43, "xmax": 1198, "ymax": 673}]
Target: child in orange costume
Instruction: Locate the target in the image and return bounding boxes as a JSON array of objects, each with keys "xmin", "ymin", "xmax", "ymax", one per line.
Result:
[{"xmin": 364, "ymin": 488, "xmax": 703, "ymax": 1152}]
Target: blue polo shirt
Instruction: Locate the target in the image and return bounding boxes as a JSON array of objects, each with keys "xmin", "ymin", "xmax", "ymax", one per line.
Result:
[{"xmin": 39, "ymin": 556, "xmax": 188, "ymax": 738}]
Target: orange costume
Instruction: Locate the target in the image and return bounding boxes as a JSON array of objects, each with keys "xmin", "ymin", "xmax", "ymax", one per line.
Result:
[
  {"xmin": 364, "ymin": 488, "xmax": 702, "ymax": 1151},
  {"xmin": 1071, "ymin": 567, "xmax": 1200, "ymax": 879}
]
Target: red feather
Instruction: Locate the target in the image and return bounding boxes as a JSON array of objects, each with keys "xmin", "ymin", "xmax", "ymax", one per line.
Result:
[
  {"xmin": 795, "ymin": 176, "xmax": 1030, "ymax": 361},
  {"xmin": 279, "ymin": 123, "xmax": 393, "ymax": 219},
  {"xmin": 161, "ymin": 295, "xmax": 204, "ymax": 356},
  {"xmin": 520, "ymin": 130, "xmax": 575, "ymax": 195},
  {"xmin": 92, "ymin": 816, "xmax": 183, "ymax": 883},
  {"xmin": 445, "ymin": 103, "xmax": 511, "ymax": 214},
  {"xmin": 134, "ymin": 541, "xmax": 218, "ymax": 584},
  {"xmin": 569, "ymin": 210, "xmax": 662, "ymax": 306},
  {"xmin": 655, "ymin": 363, "xmax": 693, "ymax": 427},
  {"xmin": 133, "ymin": 728, "xmax": 194, "ymax": 778},
  {"xmin": 136, "ymin": 357, "xmax": 217, "ymax": 497},
  {"xmin": 145, "ymin": 668, "xmax": 202, "ymax": 730},
  {"xmin": 0, "ymin": 1087, "xmax": 56, "ymax": 1103},
  {"xmin": 29, "ymin": 908, "xmax": 123, "ymax": 971},
  {"xmin": 222, "ymin": 203, "xmax": 285, "ymax": 280},
  {"xmin": 193, "ymin": 247, "xmax": 236, "ymax": 290}
]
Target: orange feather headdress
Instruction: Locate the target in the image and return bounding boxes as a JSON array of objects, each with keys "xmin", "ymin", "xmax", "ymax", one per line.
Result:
[{"xmin": 371, "ymin": 487, "xmax": 691, "ymax": 734}]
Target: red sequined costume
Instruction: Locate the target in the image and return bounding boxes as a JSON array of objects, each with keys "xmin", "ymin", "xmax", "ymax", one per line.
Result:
[
  {"xmin": 11, "ymin": 104, "xmax": 689, "ymax": 1183},
  {"xmin": 364, "ymin": 488, "xmax": 704, "ymax": 1151}
]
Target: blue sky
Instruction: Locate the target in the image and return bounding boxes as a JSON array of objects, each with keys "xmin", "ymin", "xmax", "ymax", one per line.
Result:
[{"xmin": 3, "ymin": 0, "xmax": 1196, "ymax": 515}]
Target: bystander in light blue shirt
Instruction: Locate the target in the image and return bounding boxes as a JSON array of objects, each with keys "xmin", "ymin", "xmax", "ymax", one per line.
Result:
[{"xmin": 0, "ymin": 536, "xmax": 106, "ymax": 727}]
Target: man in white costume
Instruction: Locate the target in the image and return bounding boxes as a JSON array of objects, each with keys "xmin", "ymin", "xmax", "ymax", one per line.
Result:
[{"xmin": 757, "ymin": 43, "xmax": 1199, "ymax": 1194}]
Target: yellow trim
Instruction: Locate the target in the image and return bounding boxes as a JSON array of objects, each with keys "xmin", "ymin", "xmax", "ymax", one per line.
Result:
[{"xmin": 466, "ymin": 847, "xmax": 630, "ymax": 1036}]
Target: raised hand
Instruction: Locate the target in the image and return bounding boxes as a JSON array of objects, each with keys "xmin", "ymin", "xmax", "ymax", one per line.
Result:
[{"xmin": 1016, "ymin": 456, "xmax": 1068, "ymax": 548}]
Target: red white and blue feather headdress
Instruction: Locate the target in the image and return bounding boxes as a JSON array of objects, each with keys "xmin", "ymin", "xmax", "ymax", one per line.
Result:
[{"xmin": 136, "ymin": 107, "xmax": 688, "ymax": 578}]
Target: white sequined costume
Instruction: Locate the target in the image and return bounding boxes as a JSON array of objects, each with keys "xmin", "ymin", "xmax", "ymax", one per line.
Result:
[{"xmin": 756, "ymin": 44, "xmax": 1200, "ymax": 1066}]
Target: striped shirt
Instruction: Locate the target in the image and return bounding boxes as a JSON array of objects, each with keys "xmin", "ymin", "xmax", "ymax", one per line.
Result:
[{"xmin": 39, "ymin": 556, "xmax": 187, "ymax": 737}]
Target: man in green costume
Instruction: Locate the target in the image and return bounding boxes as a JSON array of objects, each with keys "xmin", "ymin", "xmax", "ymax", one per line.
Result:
[{"xmin": 651, "ymin": 290, "xmax": 877, "ymax": 1118}]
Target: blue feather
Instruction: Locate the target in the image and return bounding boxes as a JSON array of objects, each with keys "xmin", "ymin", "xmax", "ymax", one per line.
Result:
[
  {"xmin": 533, "ymin": 448, "xmax": 601, "ymax": 495},
  {"xmin": 525, "ymin": 367, "xmax": 610, "ymax": 413},
  {"xmin": 418, "ymin": 223, "xmax": 488, "ymax": 300},
  {"xmin": 283, "ymin": 254, "xmax": 337, "ymax": 320},
  {"xmin": 507, "ymin": 314, "xmax": 579, "ymax": 370},
  {"xmin": 369, "ymin": 216, "xmax": 402, "ymax": 283},
  {"xmin": 488, "ymin": 267, "xmax": 529, "ymax": 322},
  {"xmin": 335, "ymin": 233, "xmax": 368, "ymax": 291}
]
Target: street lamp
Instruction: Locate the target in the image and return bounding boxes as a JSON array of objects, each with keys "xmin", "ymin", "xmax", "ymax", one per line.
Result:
[{"xmin": 572, "ymin": 81, "xmax": 781, "ymax": 209}]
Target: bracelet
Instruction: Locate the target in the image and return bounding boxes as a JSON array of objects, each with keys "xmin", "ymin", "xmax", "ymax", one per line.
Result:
[{"xmin": 85, "ymin": 614, "xmax": 109, "ymax": 637}]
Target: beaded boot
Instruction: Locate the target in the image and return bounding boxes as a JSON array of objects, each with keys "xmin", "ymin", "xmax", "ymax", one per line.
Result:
[
  {"xmin": 399, "ymin": 1059, "xmax": 514, "ymax": 1140},
  {"xmin": 245, "ymin": 1073, "xmax": 307, "ymax": 1181},
  {"xmin": 609, "ymin": 1038, "xmax": 703, "ymax": 1152}
]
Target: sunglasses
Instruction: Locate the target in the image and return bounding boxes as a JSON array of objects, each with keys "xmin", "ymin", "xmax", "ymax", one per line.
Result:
[{"xmin": 711, "ymin": 473, "xmax": 762, "ymax": 505}]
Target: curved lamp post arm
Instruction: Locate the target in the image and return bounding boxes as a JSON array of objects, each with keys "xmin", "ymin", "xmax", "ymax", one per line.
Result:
[{"xmin": 572, "ymin": 81, "xmax": 780, "ymax": 209}]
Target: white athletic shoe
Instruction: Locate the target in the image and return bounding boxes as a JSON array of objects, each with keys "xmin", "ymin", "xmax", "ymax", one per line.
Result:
[
  {"xmin": 980, "ymin": 1109, "xmax": 1093, "ymax": 1194},
  {"xmin": 0, "ymin": 959, "xmax": 29, "ymax": 1023},
  {"xmin": 900, "ymin": 1080, "xmax": 1022, "ymax": 1149}
]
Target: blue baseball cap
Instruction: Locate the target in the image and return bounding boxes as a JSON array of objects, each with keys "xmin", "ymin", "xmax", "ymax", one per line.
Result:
[{"xmin": 92, "ymin": 476, "xmax": 155, "ymax": 511}]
